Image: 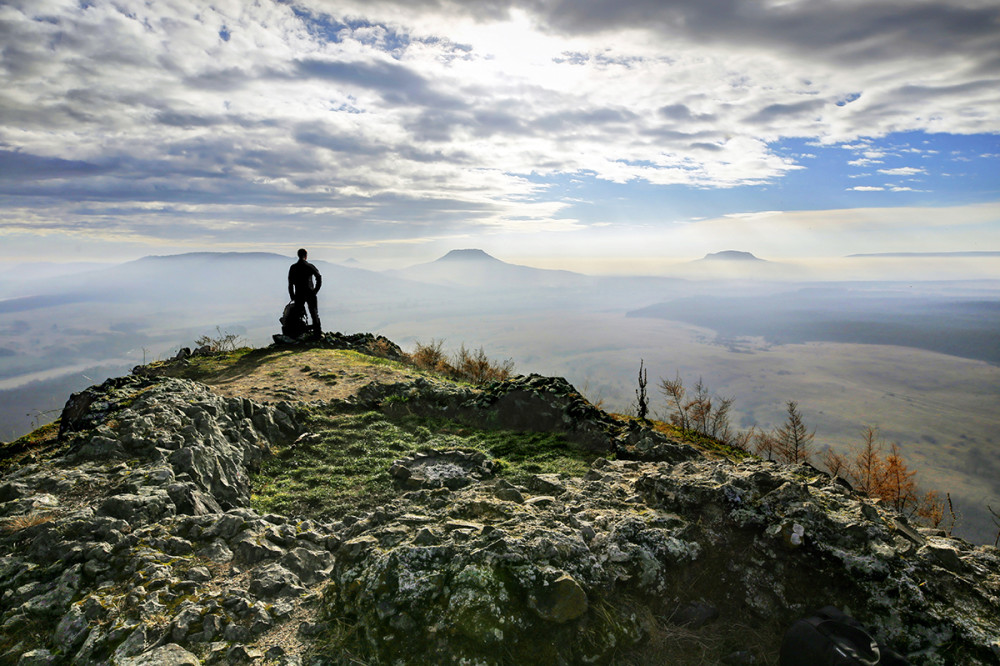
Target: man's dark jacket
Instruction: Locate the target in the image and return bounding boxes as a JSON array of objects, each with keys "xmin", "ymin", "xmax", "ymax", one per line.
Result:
[{"xmin": 288, "ymin": 258, "xmax": 322, "ymax": 300}]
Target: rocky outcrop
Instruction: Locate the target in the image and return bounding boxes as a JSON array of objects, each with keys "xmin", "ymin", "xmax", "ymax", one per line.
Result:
[
  {"xmin": 360, "ymin": 373, "xmax": 700, "ymax": 459},
  {"xmin": 321, "ymin": 458, "xmax": 1000, "ymax": 665},
  {"xmin": 2, "ymin": 340, "xmax": 999, "ymax": 665},
  {"xmin": 1, "ymin": 376, "xmax": 309, "ymax": 665}
]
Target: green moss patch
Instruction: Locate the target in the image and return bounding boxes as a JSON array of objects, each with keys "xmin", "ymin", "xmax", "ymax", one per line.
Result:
[
  {"xmin": 0, "ymin": 421, "xmax": 65, "ymax": 472},
  {"xmin": 251, "ymin": 406, "xmax": 597, "ymax": 521}
]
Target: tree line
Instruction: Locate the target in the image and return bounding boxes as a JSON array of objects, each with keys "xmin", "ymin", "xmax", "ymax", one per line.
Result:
[{"xmin": 635, "ymin": 363, "xmax": 957, "ymax": 533}]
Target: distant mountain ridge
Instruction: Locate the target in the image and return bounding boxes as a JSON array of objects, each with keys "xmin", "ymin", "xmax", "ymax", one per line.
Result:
[{"xmin": 847, "ymin": 251, "xmax": 1000, "ymax": 258}]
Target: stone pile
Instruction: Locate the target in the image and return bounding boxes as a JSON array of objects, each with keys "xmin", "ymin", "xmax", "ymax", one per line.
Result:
[
  {"xmin": 359, "ymin": 372, "xmax": 701, "ymax": 459},
  {"xmin": 272, "ymin": 331, "xmax": 405, "ymax": 362}
]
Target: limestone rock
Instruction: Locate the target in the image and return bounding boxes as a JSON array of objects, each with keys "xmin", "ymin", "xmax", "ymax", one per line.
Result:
[
  {"xmin": 528, "ymin": 572, "xmax": 588, "ymax": 623},
  {"xmin": 118, "ymin": 643, "xmax": 200, "ymax": 666}
]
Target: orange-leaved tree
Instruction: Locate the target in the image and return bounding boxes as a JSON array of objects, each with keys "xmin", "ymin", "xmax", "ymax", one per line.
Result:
[{"xmin": 830, "ymin": 425, "xmax": 945, "ymax": 527}]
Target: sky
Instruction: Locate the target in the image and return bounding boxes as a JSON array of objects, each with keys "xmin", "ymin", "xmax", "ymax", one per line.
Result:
[{"xmin": 1, "ymin": 0, "xmax": 999, "ymax": 273}]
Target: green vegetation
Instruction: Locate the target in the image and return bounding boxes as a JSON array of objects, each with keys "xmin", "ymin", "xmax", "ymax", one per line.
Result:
[
  {"xmin": 0, "ymin": 421, "xmax": 64, "ymax": 473},
  {"xmin": 252, "ymin": 405, "xmax": 596, "ymax": 520}
]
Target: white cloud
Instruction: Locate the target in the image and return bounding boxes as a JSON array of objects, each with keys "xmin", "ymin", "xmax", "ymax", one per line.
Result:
[
  {"xmin": 849, "ymin": 186, "xmax": 885, "ymax": 191},
  {"xmin": 878, "ymin": 166, "xmax": 927, "ymax": 176},
  {"xmin": 664, "ymin": 202, "xmax": 1000, "ymax": 258}
]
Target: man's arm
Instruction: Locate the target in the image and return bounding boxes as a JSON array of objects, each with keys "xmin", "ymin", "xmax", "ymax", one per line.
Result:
[
  {"xmin": 312, "ymin": 265, "xmax": 322, "ymax": 293},
  {"xmin": 288, "ymin": 266, "xmax": 295, "ymax": 300}
]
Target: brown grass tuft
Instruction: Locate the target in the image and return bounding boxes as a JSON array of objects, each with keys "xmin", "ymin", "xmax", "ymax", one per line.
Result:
[{"xmin": 3, "ymin": 512, "xmax": 55, "ymax": 533}]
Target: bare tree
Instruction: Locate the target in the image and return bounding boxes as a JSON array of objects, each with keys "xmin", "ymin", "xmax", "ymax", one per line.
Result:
[
  {"xmin": 708, "ymin": 395, "xmax": 734, "ymax": 442},
  {"xmin": 821, "ymin": 447, "xmax": 849, "ymax": 478},
  {"xmin": 659, "ymin": 373, "xmax": 689, "ymax": 431},
  {"xmin": 753, "ymin": 430, "xmax": 780, "ymax": 462},
  {"xmin": 851, "ymin": 426, "xmax": 886, "ymax": 496},
  {"xmin": 659, "ymin": 372, "xmax": 741, "ymax": 447},
  {"xmin": 635, "ymin": 359, "xmax": 649, "ymax": 420},
  {"xmin": 730, "ymin": 425, "xmax": 756, "ymax": 452},
  {"xmin": 685, "ymin": 378, "xmax": 712, "ymax": 436}
]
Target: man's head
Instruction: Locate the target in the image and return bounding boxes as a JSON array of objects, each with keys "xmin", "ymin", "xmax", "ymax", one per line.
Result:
[{"xmin": 297, "ymin": 248, "xmax": 307, "ymax": 259}]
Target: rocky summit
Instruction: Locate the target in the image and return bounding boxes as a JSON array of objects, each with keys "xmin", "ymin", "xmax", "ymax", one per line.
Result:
[{"xmin": 1, "ymin": 333, "xmax": 998, "ymax": 665}]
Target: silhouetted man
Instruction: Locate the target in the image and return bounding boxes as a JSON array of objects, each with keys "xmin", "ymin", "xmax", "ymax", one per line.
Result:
[{"xmin": 288, "ymin": 248, "xmax": 322, "ymax": 336}]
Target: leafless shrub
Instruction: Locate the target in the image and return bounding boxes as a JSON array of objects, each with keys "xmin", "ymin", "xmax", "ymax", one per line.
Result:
[
  {"xmin": 453, "ymin": 344, "xmax": 515, "ymax": 385},
  {"xmin": 369, "ymin": 337, "xmax": 396, "ymax": 358},
  {"xmin": 659, "ymin": 373, "xmax": 738, "ymax": 445},
  {"xmin": 753, "ymin": 430, "xmax": 780, "ymax": 461},
  {"xmin": 410, "ymin": 338, "xmax": 448, "ymax": 372},
  {"xmin": 194, "ymin": 326, "xmax": 246, "ymax": 352},
  {"xmin": 659, "ymin": 374, "xmax": 689, "ymax": 432},
  {"xmin": 409, "ymin": 339, "xmax": 514, "ymax": 385}
]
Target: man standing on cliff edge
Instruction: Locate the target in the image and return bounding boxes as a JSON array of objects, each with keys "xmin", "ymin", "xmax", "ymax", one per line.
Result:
[{"xmin": 288, "ymin": 248, "xmax": 322, "ymax": 336}]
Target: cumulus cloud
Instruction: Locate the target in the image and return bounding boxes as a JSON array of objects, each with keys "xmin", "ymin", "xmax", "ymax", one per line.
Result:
[{"xmin": 0, "ymin": 0, "xmax": 998, "ymax": 256}]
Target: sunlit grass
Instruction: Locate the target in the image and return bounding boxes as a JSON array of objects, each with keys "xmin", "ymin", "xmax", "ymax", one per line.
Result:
[{"xmin": 251, "ymin": 406, "xmax": 596, "ymax": 520}]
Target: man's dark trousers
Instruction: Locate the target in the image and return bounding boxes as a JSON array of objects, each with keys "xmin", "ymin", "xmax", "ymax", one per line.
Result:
[{"xmin": 294, "ymin": 292, "xmax": 321, "ymax": 335}]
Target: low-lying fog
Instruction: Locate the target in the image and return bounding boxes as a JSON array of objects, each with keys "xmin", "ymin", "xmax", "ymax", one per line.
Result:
[{"xmin": 1, "ymin": 250, "xmax": 998, "ymax": 543}]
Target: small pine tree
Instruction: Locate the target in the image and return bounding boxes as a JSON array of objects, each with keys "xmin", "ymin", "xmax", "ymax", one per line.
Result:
[
  {"xmin": 877, "ymin": 442, "xmax": 919, "ymax": 513},
  {"xmin": 852, "ymin": 426, "xmax": 886, "ymax": 496},
  {"xmin": 774, "ymin": 400, "xmax": 814, "ymax": 464}
]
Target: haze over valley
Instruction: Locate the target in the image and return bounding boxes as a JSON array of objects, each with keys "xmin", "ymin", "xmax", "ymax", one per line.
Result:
[{"xmin": 2, "ymin": 249, "xmax": 999, "ymax": 543}]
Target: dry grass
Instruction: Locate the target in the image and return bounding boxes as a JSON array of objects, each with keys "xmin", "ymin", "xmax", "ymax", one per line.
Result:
[
  {"xmin": 369, "ymin": 336, "xmax": 398, "ymax": 358},
  {"xmin": 408, "ymin": 339, "xmax": 515, "ymax": 385},
  {"xmin": 2, "ymin": 512, "xmax": 55, "ymax": 533}
]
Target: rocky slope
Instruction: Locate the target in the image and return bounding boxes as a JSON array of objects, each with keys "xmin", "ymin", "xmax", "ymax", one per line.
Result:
[{"xmin": 0, "ymin": 333, "xmax": 998, "ymax": 665}]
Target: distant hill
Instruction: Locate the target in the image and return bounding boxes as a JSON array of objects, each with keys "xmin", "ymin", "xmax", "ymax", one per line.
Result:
[
  {"xmin": 696, "ymin": 250, "xmax": 765, "ymax": 262},
  {"xmin": 435, "ymin": 248, "xmax": 503, "ymax": 263},
  {"xmin": 392, "ymin": 249, "xmax": 590, "ymax": 289}
]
